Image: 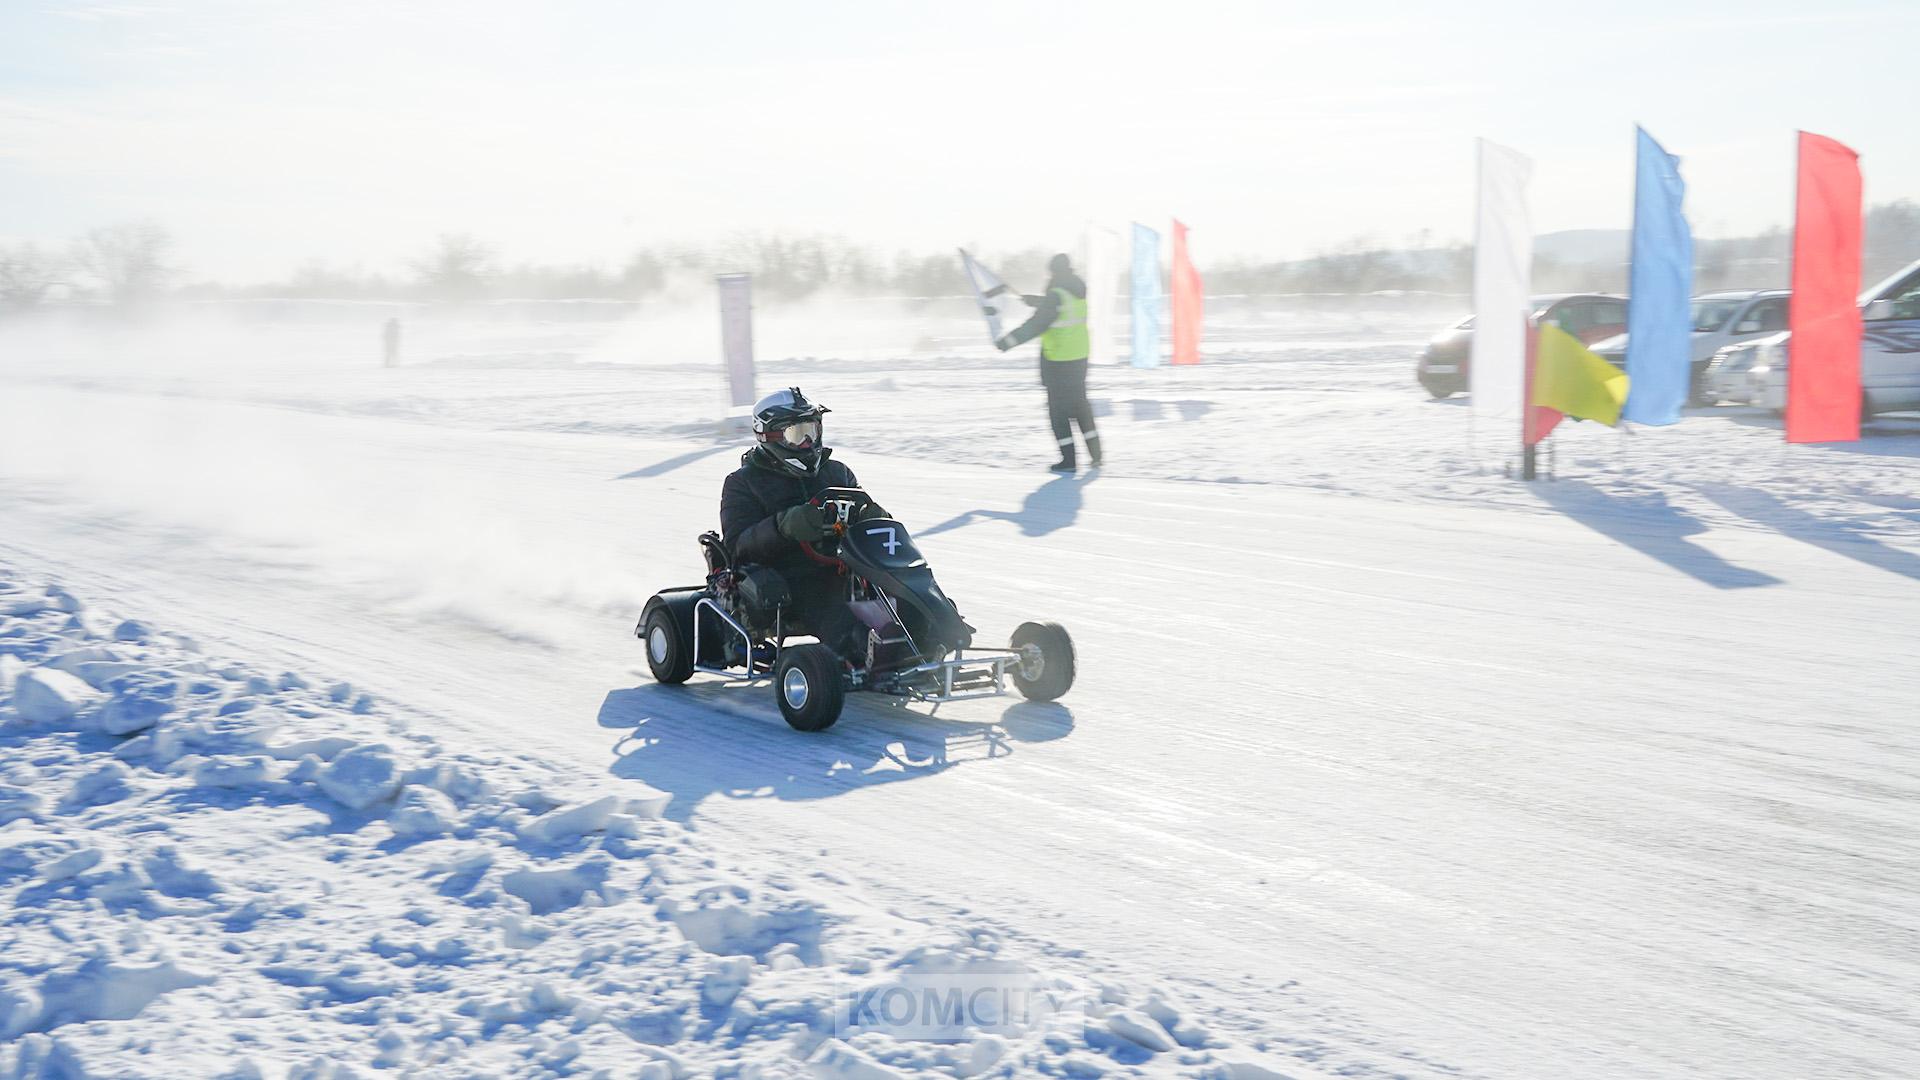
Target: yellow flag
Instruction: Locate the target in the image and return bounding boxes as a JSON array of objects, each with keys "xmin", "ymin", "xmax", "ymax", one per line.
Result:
[{"xmin": 1533, "ymin": 324, "xmax": 1629, "ymax": 426}]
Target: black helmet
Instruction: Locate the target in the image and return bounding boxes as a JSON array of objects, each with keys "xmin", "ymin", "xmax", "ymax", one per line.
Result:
[{"xmin": 751, "ymin": 386, "xmax": 830, "ymax": 476}]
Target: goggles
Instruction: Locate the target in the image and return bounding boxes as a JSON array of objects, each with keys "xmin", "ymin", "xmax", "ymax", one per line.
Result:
[{"xmin": 770, "ymin": 420, "xmax": 821, "ymax": 448}]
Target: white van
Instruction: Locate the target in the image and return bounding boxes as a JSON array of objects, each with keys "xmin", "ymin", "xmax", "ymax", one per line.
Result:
[{"xmin": 1742, "ymin": 259, "xmax": 1920, "ymax": 416}]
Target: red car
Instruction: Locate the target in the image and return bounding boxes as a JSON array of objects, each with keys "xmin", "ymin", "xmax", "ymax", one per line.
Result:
[{"xmin": 1416, "ymin": 293, "xmax": 1627, "ymax": 399}]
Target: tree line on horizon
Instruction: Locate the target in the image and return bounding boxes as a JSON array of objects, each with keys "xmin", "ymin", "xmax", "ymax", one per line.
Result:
[{"xmin": 4, "ymin": 201, "xmax": 1918, "ymax": 313}]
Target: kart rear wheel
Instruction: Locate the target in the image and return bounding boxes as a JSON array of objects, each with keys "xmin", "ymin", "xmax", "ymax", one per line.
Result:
[
  {"xmin": 775, "ymin": 644, "xmax": 845, "ymax": 732},
  {"xmin": 1010, "ymin": 621, "xmax": 1075, "ymax": 702},
  {"xmin": 643, "ymin": 607, "xmax": 693, "ymax": 685}
]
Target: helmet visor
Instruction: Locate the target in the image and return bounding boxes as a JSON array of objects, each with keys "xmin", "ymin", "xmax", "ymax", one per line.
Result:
[{"xmin": 774, "ymin": 420, "xmax": 821, "ymax": 449}]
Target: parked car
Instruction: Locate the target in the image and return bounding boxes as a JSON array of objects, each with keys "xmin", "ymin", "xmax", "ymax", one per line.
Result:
[
  {"xmin": 1416, "ymin": 294, "xmax": 1627, "ymax": 398},
  {"xmin": 1701, "ymin": 330, "xmax": 1788, "ymax": 404},
  {"xmin": 1589, "ymin": 289, "xmax": 1790, "ymax": 405},
  {"xmin": 1738, "ymin": 258, "xmax": 1920, "ymax": 416}
]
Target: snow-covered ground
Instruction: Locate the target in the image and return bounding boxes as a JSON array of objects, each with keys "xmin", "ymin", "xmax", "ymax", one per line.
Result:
[{"xmin": 2, "ymin": 300, "xmax": 1918, "ymax": 1078}]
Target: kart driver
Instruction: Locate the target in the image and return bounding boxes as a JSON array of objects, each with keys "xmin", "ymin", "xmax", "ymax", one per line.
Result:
[{"xmin": 720, "ymin": 387, "xmax": 887, "ymax": 660}]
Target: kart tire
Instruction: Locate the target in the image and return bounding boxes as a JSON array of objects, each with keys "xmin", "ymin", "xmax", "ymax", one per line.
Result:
[
  {"xmin": 1010, "ymin": 621, "xmax": 1075, "ymax": 702},
  {"xmin": 775, "ymin": 644, "xmax": 845, "ymax": 732},
  {"xmin": 643, "ymin": 607, "xmax": 694, "ymax": 685}
]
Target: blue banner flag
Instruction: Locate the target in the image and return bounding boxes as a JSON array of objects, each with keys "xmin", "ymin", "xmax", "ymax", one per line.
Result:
[
  {"xmin": 1130, "ymin": 222, "xmax": 1163, "ymax": 367},
  {"xmin": 1623, "ymin": 126, "xmax": 1693, "ymax": 425}
]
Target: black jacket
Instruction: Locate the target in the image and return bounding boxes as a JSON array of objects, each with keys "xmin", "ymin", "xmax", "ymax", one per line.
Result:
[
  {"xmin": 719, "ymin": 448, "xmax": 862, "ymax": 570},
  {"xmin": 1003, "ymin": 270, "xmax": 1088, "ymax": 349}
]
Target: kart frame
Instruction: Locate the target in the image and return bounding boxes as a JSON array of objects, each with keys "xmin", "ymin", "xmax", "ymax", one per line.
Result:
[{"xmin": 688, "ymin": 592, "xmax": 1033, "ymax": 705}]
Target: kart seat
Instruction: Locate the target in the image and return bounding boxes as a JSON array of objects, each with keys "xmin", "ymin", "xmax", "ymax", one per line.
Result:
[{"xmin": 699, "ymin": 531, "xmax": 733, "ymax": 575}]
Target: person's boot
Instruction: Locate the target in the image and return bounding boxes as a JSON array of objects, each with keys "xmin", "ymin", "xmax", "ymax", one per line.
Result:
[
  {"xmin": 1050, "ymin": 436, "xmax": 1076, "ymax": 473},
  {"xmin": 1085, "ymin": 432, "xmax": 1103, "ymax": 468}
]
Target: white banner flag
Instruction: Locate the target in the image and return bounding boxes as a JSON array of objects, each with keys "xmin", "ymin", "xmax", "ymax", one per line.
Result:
[
  {"xmin": 1471, "ymin": 138, "xmax": 1533, "ymax": 453},
  {"xmin": 717, "ymin": 273, "xmax": 756, "ymax": 409},
  {"xmin": 1083, "ymin": 223, "xmax": 1122, "ymax": 365}
]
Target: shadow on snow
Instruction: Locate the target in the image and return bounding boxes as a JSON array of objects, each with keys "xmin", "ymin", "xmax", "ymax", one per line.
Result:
[
  {"xmin": 1693, "ymin": 482, "xmax": 1920, "ymax": 584},
  {"xmin": 1534, "ymin": 480, "xmax": 1784, "ymax": 590},
  {"xmin": 612, "ymin": 443, "xmax": 737, "ymax": 481},
  {"xmin": 916, "ymin": 474, "xmax": 1092, "ymax": 540},
  {"xmin": 597, "ymin": 682, "xmax": 1073, "ymax": 824}
]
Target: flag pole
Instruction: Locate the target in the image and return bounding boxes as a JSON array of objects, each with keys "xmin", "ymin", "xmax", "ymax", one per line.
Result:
[{"xmin": 1520, "ymin": 312, "xmax": 1538, "ymax": 481}]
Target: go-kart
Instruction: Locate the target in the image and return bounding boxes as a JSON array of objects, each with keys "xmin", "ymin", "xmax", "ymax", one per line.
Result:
[{"xmin": 636, "ymin": 487, "xmax": 1075, "ymax": 731}]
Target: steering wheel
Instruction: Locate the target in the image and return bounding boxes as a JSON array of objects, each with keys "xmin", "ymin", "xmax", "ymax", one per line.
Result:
[{"xmin": 798, "ymin": 487, "xmax": 873, "ymax": 567}]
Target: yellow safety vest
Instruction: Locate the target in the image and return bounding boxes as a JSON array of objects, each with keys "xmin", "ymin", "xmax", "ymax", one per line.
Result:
[{"xmin": 1041, "ymin": 287, "xmax": 1090, "ymax": 361}]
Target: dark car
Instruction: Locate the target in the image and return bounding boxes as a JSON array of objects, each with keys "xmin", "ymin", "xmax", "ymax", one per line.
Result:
[{"xmin": 1416, "ymin": 293, "xmax": 1628, "ymax": 399}]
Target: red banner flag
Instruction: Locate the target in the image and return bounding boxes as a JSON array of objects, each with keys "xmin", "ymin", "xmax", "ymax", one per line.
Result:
[
  {"xmin": 1524, "ymin": 317, "xmax": 1560, "ymax": 446},
  {"xmin": 1786, "ymin": 132, "xmax": 1864, "ymax": 443},
  {"xmin": 1170, "ymin": 219, "xmax": 1203, "ymax": 365}
]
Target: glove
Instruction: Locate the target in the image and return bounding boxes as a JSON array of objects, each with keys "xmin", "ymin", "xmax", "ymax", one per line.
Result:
[
  {"xmin": 776, "ymin": 503, "xmax": 834, "ymax": 543},
  {"xmin": 994, "ymin": 335, "xmax": 1015, "ymax": 352},
  {"xmin": 854, "ymin": 502, "xmax": 890, "ymax": 523}
]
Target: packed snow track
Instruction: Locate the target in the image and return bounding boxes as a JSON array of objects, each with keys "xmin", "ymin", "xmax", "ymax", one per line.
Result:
[{"xmin": 3, "ymin": 343, "xmax": 1917, "ymax": 1078}]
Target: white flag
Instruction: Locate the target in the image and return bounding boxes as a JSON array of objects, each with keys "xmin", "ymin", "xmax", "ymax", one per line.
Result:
[
  {"xmin": 959, "ymin": 249, "xmax": 1019, "ymax": 344},
  {"xmin": 1083, "ymin": 223, "xmax": 1122, "ymax": 365},
  {"xmin": 1472, "ymin": 138, "xmax": 1533, "ymax": 452}
]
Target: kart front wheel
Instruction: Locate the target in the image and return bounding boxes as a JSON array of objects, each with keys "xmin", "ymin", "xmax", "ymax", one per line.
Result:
[
  {"xmin": 643, "ymin": 607, "xmax": 693, "ymax": 685},
  {"xmin": 1010, "ymin": 621, "xmax": 1075, "ymax": 702},
  {"xmin": 775, "ymin": 644, "xmax": 845, "ymax": 732}
]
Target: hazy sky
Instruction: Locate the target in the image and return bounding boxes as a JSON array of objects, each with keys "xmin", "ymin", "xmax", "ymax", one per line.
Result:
[{"xmin": 2, "ymin": 0, "xmax": 1915, "ymax": 282}]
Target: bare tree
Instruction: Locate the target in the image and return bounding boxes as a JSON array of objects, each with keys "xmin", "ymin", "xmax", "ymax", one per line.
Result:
[
  {"xmin": 0, "ymin": 243, "xmax": 69, "ymax": 310},
  {"xmin": 1865, "ymin": 199, "xmax": 1920, "ymax": 282},
  {"xmin": 412, "ymin": 233, "xmax": 495, "ymax": 299},
  {"xmin": 72, "ymin": 221, "xmax": 176, "ymax": 305}
]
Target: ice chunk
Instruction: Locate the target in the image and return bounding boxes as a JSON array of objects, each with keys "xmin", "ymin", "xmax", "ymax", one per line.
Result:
[
  {"xmin": 0, "ymin": 784, "xmax": 43, "ymax": 824},
  {"xmin": 97, "ymin": 669, "xmax": 180, "ymax": 735},
  {"xmin": 0, "ymin": 972, "xmax": 42, "ymax": 1040},
  {"xmin": 39, "ymin": 846, "xmax": 103, "ymax": 882},
  {"xmin": 1060, "ymin": 1052, "xmax": 1106, "ymax": 1078},
  {"xmin": 144, "ymin": 846, "xmax": 220, "ymax": 897},
  {"xmin": 700, "ymin": 955, "xmax": 754, "ymax": 1008},
  {"xmin": 388, "ymin": 785, "xmax": 460, "ymax": 838},
  {"xmin": 269, "ymin": 736, "xmax": 358, "ymax": 761},
  {"xmin": 501, "ymin": 856, "xmax": 612, "ymax": 915},
  {"xmin": 316, "ymin": 744, "xmax": 403, "ymax": 810},
  {"xmin": 659, "ymin": 884, "xmax": 822, "ymax": 958},
  {"xmin": 43, "ymin": 646, "xmax": 123, "ymax": 676},
  {"xmin": 954, "ymin": 1035, "xmax": 1008, "ymax": 1078},
  {"xmin": 189, "ymin": 755, "xmax": 277, "ymax": 789},
  {"xmin": 1106, "ymin": 1008, "xmax": 1177, "ymax": 1052},
  {"xmin": 807, "ymin": 1039, "xmax": 910, "ymax": 1080},
  {"xmin": 14, "ymin": 668, "xmax": 99, "ymax": 724},
  {"xmin": 0, "ymin": 654, "xmax": 28, "ymax": 694},
  {"xmin": 34, "ymin": 954, "xmax": 214, "ymax": 1029},
  {"xmin": 67, "ymin": 660, "xmax": 147, "ymax": 690},
  {"xmin": 1171, "ymin": 1018, "xmax": 1210, "ymax": 1048},
  {"xmin": 112, "ymin": 619, "xmax": 156, "ymax": 643},
  {"xmin": 66, "ymin": 761, "xmax": 132, "ymax": 808},
  {"xmin": 1220, "ymin": 1057, "xmax": 1315, "ymax": 1080},
  {"xmin": 518, "ymin": 792, "xmax": 668, "ymax": 845},
  {"xmin": 402, "ymin": 761, "xmax": 487, "ymax": 804}
]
